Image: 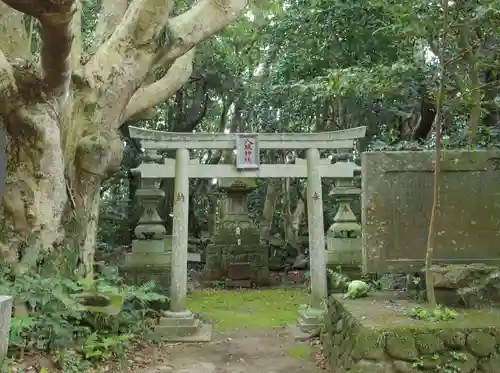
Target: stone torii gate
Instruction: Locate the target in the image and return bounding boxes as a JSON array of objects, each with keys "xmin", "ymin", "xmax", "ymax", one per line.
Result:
[{"xmin": 129, "ymin": 126, "xmax": 366, "ymax": 340}]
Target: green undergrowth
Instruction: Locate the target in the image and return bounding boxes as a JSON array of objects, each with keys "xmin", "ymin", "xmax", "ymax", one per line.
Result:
[
  {"xmin": 0, "ymin": 265, "xmax": 167, "ymax": 372},
  {"xmin": 187, "ymin": 288, "xmax": 308, "ymax": 331}
]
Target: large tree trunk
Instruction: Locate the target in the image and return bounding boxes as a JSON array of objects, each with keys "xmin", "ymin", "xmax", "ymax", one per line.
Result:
[{"xmin": 0, "ymin": 0, "xmax": 247, "ymax": 276}]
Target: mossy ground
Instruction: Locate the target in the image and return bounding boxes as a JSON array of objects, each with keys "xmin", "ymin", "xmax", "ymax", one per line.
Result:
[
  {"xmin": 285, "ymin": 345, "xmax": 312, "ymax": 359},
  {"xmin": 187, "ymin": 288, "xmax": 309, "ymax": 331}
]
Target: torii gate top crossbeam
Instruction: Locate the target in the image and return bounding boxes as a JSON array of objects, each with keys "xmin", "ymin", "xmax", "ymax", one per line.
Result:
[{"xmin": 128, "ymin": 126, "xmax": 367, "ymax": 150}]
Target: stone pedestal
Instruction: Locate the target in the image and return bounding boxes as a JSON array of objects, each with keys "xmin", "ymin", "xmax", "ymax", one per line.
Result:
[
  {"xmin": 121, "ymin": 154, "xmax": 171, "ymax": 293},
  {"xmin": 149, "ymin": 310, "xmax": 212, "ymax": 342},
  {"xmin": 121, "ymin": 236, "xmax": 172, "ymax": 292},
  {"xmin": 297, "ymin": 304, "xmax": 325, "ymax": 334},
  {"xmin": 326, "ymin": 177, "xmax": 362, "ymax": 279},
  {"xmin": 0, "ymin": 296, "xmax": 12, "ymax": 359},
  {"xmin": 205, "ymin": 178, "xmax": 269, "ymax": 286}
]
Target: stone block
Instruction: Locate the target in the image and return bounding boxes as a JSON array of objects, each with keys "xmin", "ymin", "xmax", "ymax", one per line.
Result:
[
  {"xmin": 327, "ymin": 237, "xmax": 362, "ymax": 279},
  {"xmin": 362, "ymin": 150, "xmax": 500, "ymax": 273},
  {"xmin": 227, "ymin": 262, "xmax": 252, "ymax": 280},
  {"xmin": 426, "ymin": 264, "xmax": 500, "ymax": 308},
  {"xmin": 120, "ymin": 264, "xmax": 171, "ymax": 293},
  {"xmin": 148, "ymin": 311, "xmax": 212, "ymax": 343},
  {"xmin": 120, "ymin": 237, "xmax": 172, "ymax": 292},
  {"xmin": 0, "ymin": 296, "xmax": 12, "ymax": 359},
  {"xmin": 326, "ymin": 238, "xmax": 362, "ymax": 265},
  {"xmin": 322, "ymin": 292, "xmax": 500, "ymax": 373}
]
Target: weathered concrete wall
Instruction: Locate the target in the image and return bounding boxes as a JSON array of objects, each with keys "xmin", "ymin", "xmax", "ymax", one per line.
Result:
[
  {"xmin": 322, "ymin": 293, "xmax": 500, "ymax": 373},
  {"xmin": 362, "ymin": 150, "xmax": 500, "ymax": 273}
]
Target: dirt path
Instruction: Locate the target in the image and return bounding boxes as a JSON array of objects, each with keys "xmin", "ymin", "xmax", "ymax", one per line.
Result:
[{"xmin": 157, "ymin": 327, "xmax": 319, "ymax": 373}]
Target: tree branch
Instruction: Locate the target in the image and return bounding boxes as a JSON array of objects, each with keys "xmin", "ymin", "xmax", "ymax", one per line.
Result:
[
  {"xmin": 0, "ymin": 2, "xmax": 30, "ymax": 61},
  {"xmin": 0, "ymin": 49, "xmax": 39, "ymax": 140},
  {"xmin": 155, "ymin": 0, "xmax": 247, "ymax": 67},
  {"xmin": 122, "ymin": 49, "xmax": 196, "ymax": 123},
  {"xmin": 82, "ymin": 0, "xmax": 245, "ymax": 127},
  {"xmin": 93, "ymin": 0, "xmax": 129, "ymax": 49},
  {"xmin": 2, "ymin": 0, "xmax": 77, "ymax": 99}
]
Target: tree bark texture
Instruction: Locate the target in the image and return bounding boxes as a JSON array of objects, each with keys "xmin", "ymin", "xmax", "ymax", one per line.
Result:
[{"xmin": 0, "ymin": 0, "xmax": 247, "ymax": 275}]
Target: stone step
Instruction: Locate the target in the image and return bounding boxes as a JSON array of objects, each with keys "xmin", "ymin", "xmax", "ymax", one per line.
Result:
[
  {"xmin": 159, "ymin": 314, "xmax": 197, "ymax": 327},
  {"xmin": 150, "ymin": 318, "xmax": 202, "ymax": 341}
]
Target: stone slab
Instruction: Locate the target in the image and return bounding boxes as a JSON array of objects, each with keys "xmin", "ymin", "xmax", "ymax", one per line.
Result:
[
  {"xmin": 0, "ymin": 296, "xmax": 12, "ymax": 359},
  {"xmin": 149, "ymin": 310, "xmax": 212, "ymax": 343},
  {"xmin": 326, "ymin": 238, "xmax": 362, "ymax": 265},
  {"xmin": 152, "ymin": 322, "xmax": 212, "ymax": 343},
  {"xmin": 130, "ymin": 238, "xmax": 169, "ymax": 254},
  {"xmin": 152, "ymin": 319, "xmax": 202, "ymax": 338},
  {"xmin": 322, "ymin": 292, "xmax": 500, "ymax": 373},
  {"xmin": 123, "ymin": 252, "xmax": 172, "ymax": 266},
  {"xmin": 362, "ymin": 150, "xmax": 500, "ymax": 273}
]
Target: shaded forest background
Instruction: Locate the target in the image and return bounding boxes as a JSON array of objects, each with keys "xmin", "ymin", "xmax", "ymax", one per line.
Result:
[{"xmin": 99, "ymin": 0, "xmax": 500, "ymax": 255}]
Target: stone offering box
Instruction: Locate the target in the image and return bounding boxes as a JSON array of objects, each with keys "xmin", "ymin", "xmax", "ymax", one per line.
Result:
[{"xmin": 322, "ymin": 293, "xmax": 500, "ymax": 373}]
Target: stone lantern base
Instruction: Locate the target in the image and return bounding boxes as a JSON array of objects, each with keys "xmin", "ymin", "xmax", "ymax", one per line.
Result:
[
  {"xmin": 120, "ymin": 237, "xmax": 172, "ymax": 293},
  {"xmin": 326, "ymin": 236, "xmax": 362, "ymax": 279}
]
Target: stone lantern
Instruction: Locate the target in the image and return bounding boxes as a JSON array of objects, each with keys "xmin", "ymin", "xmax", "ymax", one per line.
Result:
[
  {"xmin": 326, "ymin": 172, "xmax": 362, "ymax": 278},
  {"xmin": 121, "ymin": 151, "xmax": 172, "ymax": 292}
]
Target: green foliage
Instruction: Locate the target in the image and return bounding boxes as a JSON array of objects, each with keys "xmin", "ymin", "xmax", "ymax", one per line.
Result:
[
  {"xmin": 405, "ymin": 305, "xmax": 458, "ymax": 322},
  {"xmin": 326, "ymin": 268, "xmax": 350, "ymax": 294},
  {"xmin": 344, "ymin": 280, "xmax": 370, "ymax": 299},
  {"xmin": 0, "ymin": 266, "xmax": 166, "ymax": 369}
]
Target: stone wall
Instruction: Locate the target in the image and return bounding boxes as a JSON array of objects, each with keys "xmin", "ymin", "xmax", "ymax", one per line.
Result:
[{"xmin": 322, "ymin": 293, "xmax": 500, "ymax": 373}]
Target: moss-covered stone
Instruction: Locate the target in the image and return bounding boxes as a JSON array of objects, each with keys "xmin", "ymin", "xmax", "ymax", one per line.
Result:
[
  {"xmin": 466, "ymin": 331, "xmax": 496, "ymax": 357},
  {"xmin": 440, "ymin": 330, "xmax": 466, "ymax": 349},
  {"xmin": 443, "ymin": 351, "xmax": 477, "ymax": 373},
  {"xmin": 479, "ymin": 354, "xmax": 500, "ymax": 373},
  {"xmin": 335, "ymin": 318, "xmax": 345, "ymax": 332},
  {"xmin": 415, "ymin": 331, "xmax": 445, "ymax": 354},
  {"xmin": 351, "ymin": 328, "xmax": 385, "ymax": 361},
  {"xmin": 350, "ymin": 360, "xmax": 394, "ymax": 373},
  {"xmin": 385, "ymin": 330, "xmax": 418, "ymax": 361},
  {"xmin": 322, "ymin": 293, "xmax": 500, "ymax": 373},
  {"xmin": 392, "ymin": 360, "xmax": 419, "ymax": 373},
  {"xmin": 417, "ymin": 354, "xmax": 442, "ymax": 370}
]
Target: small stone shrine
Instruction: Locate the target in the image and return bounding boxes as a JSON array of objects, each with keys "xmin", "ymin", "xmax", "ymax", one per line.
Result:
[
  {"xmin": 121, "ymin": 151, "xmax": 172, "ymax": 292},
  {"xmin": 204, "ymin": 177, "xmax": 269, "ymax": 286},
  {"xmin": 326, "ymin": 162, "xmax": 361, "ymax": 278}
]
